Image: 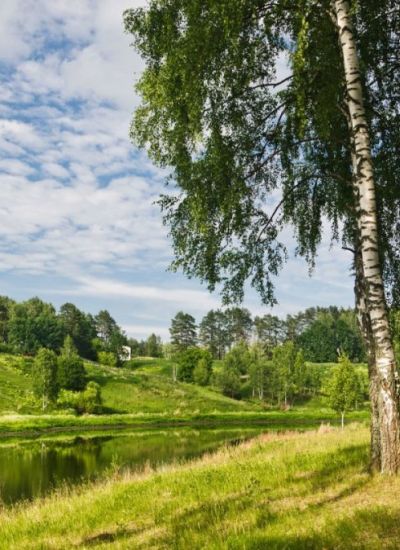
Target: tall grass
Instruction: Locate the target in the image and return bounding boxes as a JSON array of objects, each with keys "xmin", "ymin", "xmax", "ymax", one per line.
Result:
[{"xmin": 1, "ymin": 425, "xmax": 398, "ymax": 549}]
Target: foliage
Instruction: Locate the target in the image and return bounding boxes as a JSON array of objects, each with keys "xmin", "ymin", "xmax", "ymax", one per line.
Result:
[
  {"xmin": 193, "ymin": 358, "xmax": 211, "ymax": 386},
  {"xmin": 326, "ymin": 354, "xmax": 362, "ymax": 425},
  {"xmin": 297, "ymin": 309, "xmax": 365, "ymax": 363},
  {"xmin": 272, "ymin": 341, "xmax": 297, "ymax": 407},
  {"xmin": 8, "ymin": 298, "xmax": 64, "ymax": 354},
  {"xmin": 97, "ymin": 351, "xmax": 118, "ymax": 368},
  {"xmin": 57, "ymin": 336, "xmax": 86, "ymax": 391},
  {"xmin": 32, "ymin": 348, "xmax": 58, "ymax": 410},
  {"xmin": 176, "ymin": 347, "xmax": 212, "ymax": 383},
  {"xmin": 57, "ymin": 381, "xmax": 102, "ymax": 414},
  {"xmin": 59, "ymin": 303, "xmax": 96, "ymax": 359},
  {"xmin": 217, "ymin": 364, "xmax": 241, "ymax": 399},
  {"xmin": 145, "ymin": 333, "xmax": 163, "ymax": 357},
  {"xmin": 199, "ymin": 309, "xmax": 230, "ymax": 359},
  {"xmin": 170, "ymin": 311, "xmax": 197, "ymax": 352}
]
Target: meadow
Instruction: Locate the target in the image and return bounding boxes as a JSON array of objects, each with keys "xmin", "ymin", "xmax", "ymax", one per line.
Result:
[{"xmin": 2, "ymin": 425, "xmax": 399, "ymax": 549}]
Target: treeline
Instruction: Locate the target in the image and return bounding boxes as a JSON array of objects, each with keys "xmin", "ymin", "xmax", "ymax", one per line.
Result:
[
  {"xmin": 0, "ymin": 296, "xmax": 163, "ymax": 363},
  {"xmin": 169, "ymin": 306, "xmax": 367, "ymax": 363}
]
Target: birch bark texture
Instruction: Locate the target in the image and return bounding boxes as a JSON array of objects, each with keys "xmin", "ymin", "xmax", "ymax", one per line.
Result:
[{"xmin": 334, "ymin": 0, "xmax": 400, "ymax": 473}]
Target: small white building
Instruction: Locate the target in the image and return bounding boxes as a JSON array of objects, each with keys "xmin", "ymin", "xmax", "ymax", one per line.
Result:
[{"xmin": 120, "ymin": 345, "xmax": 131, "ymax": 361}]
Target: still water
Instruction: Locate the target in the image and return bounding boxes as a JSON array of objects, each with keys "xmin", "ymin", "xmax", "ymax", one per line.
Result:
[{"xmin": 0, "ymin": 427, "xmax": 264, "ymax": 505}]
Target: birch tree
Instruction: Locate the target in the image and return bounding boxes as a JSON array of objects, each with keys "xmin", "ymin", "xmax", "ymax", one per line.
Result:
[{"xmin": 125, "ymin": 0, "xmax": 400, "ymax": 472}]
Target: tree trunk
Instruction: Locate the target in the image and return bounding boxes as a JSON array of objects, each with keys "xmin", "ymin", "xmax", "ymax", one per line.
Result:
[
  {"xmin": 341, "ymin": 411, "xmax": 345, "ymax": 430},
  {"xmin": 354, "ymin": 247, "xmax": 381, "ymax": 470},
  {"xmin": 334, "ymin": 0, "xmax": 400, "ymax": 473}
]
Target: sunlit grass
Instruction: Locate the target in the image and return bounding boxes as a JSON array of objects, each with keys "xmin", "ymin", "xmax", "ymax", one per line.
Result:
[{"xmin": 0, "ymin": 425, "xmax": 398, "ymax": 549}]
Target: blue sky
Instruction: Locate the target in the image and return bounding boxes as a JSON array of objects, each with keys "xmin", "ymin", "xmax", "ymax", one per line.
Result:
[{"xmin": 0, "ymin": 0, "xmax": 355, "ymax": 340}]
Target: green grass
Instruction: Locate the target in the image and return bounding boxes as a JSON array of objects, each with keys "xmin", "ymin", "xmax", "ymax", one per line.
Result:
[
  {"xmin": 0, "ymin": 354, "xmax": 369, "ymax": 435},
  {"xmin": 1, "ymin": 425, "xmax": 398, "ymax": 549},
  {"xmin": 85, "ymin": 358, "xmax": 259, "ymax": 414},
  {"xmin": 0, "ymin": 355, "xmax": 34, "ymax": 414}
]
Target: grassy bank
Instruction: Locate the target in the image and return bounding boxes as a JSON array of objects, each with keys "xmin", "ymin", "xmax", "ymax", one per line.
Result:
[
  {"xmin": 0, "ymin": 408, "xmax": 369, "ymax": 437},
  {"xmin": 1, "ymin": 425, "xmax": 398, "ymax": 549}
]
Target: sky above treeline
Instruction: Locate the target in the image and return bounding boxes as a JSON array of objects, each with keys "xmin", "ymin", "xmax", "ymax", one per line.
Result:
[{"xmin": 0, "ymin": 0, "xmax": 355, "ymax": 340}]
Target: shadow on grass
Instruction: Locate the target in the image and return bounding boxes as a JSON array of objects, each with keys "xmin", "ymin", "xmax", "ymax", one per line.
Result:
[{"xmin": 237, "ymin": 507, "xmax": 400, "ymax": 549}]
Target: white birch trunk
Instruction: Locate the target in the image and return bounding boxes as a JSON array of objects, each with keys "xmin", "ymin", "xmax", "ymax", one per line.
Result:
[{"xmin": 334, "ymin": 0, "xmax": 400, "ymax": 473}]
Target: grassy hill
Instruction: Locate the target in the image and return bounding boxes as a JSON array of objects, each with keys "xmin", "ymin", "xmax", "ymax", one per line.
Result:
[
  {"xmin": 85, "ymin": 357, "xmax": 260, "ymax": 414},
  {"xmin": 0, "ymin": 354, "xmax": 369, "ymax": 436},
  {"xmin": 1, "ymin": 425, "xmax": 397, "ymax": 549},
  {"xmin": 0, "ymin": 354, "xmax": 260, "ymax": 416}
]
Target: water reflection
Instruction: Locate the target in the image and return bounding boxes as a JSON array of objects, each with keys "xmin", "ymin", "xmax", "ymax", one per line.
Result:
[{"xmin": 0, "ymin": 427, "xmax": 264, "ymax": 505}]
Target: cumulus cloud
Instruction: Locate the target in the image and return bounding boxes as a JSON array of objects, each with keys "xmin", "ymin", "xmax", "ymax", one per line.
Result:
[{"xmin": 0, "ymin": 0, "xmax": 354, "ymax": 336}]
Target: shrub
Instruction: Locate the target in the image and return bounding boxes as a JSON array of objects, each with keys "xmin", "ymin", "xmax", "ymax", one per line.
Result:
[
  {"xmin": 57, "ymin": 381, "xmax": 102, "ymax": 415},
  {"xmin": 193, "ymin": 358, "xmax": 211, "ymax": 386},
  {"xmin": 98, "ymin": 351, "xmax": 118, "ymax": 368},
  {"xmin": 176, "ymin": 348, "xmax": 212, "ymax": 383}
]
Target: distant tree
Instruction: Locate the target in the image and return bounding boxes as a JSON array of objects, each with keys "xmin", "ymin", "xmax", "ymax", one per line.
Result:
[
  {"xmin": 327, "ymin": 354, "xmax": 361, "ymax": 428},
  {"xmin": 57, "ymin": 336, "xmax": 86, "ymax": 391},
  {"xmin": 223, "ymin": 342, "xmax": 251, "ymax": 375},
  {"xmin": 59, "ymin": 303, "xmax": 96, "ymax": 359},
  {"xmin": 8, "ymin": 298, "xmax": 63, "ymax": 354},
  {"xmin": 176, "ymin": 347, "xmax": 211, "ymax": 383},
  {"xmin": 225, "ymin": 308, "xmax": 253, "ymax": 346},
  {"xmin": 145, "ymin": 333, "xmax": 163, "ymax": 357},
  {"xmin": 32, "ymin": 348, "xmax": 58, "ymax": 410},
  {"xmin": 293, "ymin": 349, "xmax": 307, "ymax": 398},
  {"xmin": 217, "ymin": 364, "xmax": 241, "ymax": 399},
  {"xmin": 199, "ymin": 309, "xmax": 229, "ymax": 359},
  {"xmin": 248, "ymin": 343, "xmax": 270, "ymax": 401},
  {"xmin": 0, "ymin": 296, "xmax": 15, "ymax": 343},
  {"xmin": 272, "ymin": 342, "xmax": 297, "ymax": 408},
  {"xmin": 254, "ymin": 314, "xmax": 283, "ymax": 355},
  {"xmin": 297, "ymin": 320, "xmax": 337, "ymax": 363},
  {"xmin": 297, "ymin": 308, "xmax": 365, "ymax": 362},
  {"xmin": 170, "ymin": 312, "xmax": 197, "ymax": 352},
  {"xmin": 95, "ymin": 310, "xmax": 119, "ymax": 344}
]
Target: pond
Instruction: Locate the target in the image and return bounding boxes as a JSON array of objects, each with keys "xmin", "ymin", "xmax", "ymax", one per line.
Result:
[{"xmin": 0, "ymin": 426, "xmax": 266, "ymax": 505}]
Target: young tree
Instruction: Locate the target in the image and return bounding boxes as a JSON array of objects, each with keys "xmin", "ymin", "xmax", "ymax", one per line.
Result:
[
  {"xmin": 32, "ymin": 348, "xmax": 58, "ymax": 411},
  {"xmin": 327, "ymin": 354, "xmax": 360, "ymax": 428},
  {"xmin": 57, "ymin": 336, "xmax": 86, "ymax": 392},
  {"xmin": 126, "ymin": 1, "xmax": 400, "ymax": 472},
  {"xmin": 170, "ymin": 312, "xmax": 197, "ymax": 352}
]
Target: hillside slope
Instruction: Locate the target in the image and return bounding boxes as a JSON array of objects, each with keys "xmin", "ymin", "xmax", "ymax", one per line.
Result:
[{"xmin": 0, "ymin": 354, "xmax": 260, "ymax": 415}]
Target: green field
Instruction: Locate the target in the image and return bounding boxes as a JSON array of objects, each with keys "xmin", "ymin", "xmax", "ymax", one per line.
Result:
[
  {"xmin": 0, "ymin": 354, "xmax": 369, "ymax": 436},
  {"xmin": 2, "ymin": 425, "xmax": 398, "ymax": 549}
]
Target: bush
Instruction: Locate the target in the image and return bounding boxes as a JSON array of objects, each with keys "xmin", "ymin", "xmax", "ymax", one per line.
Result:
[
  {"xmin": 176, "ymin": 348, "xmax": 212, "ymax": 383},
  {"xmin": 98, "ymin": 351, "xmax": 118, "ymax": 368},
  {"xmin": 57, "ymin": 381, "xmax": 102, "ymax": 414},
  {"xmin": 193, "ymin": 358, "xmax": 211, "ymax": 386}
]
